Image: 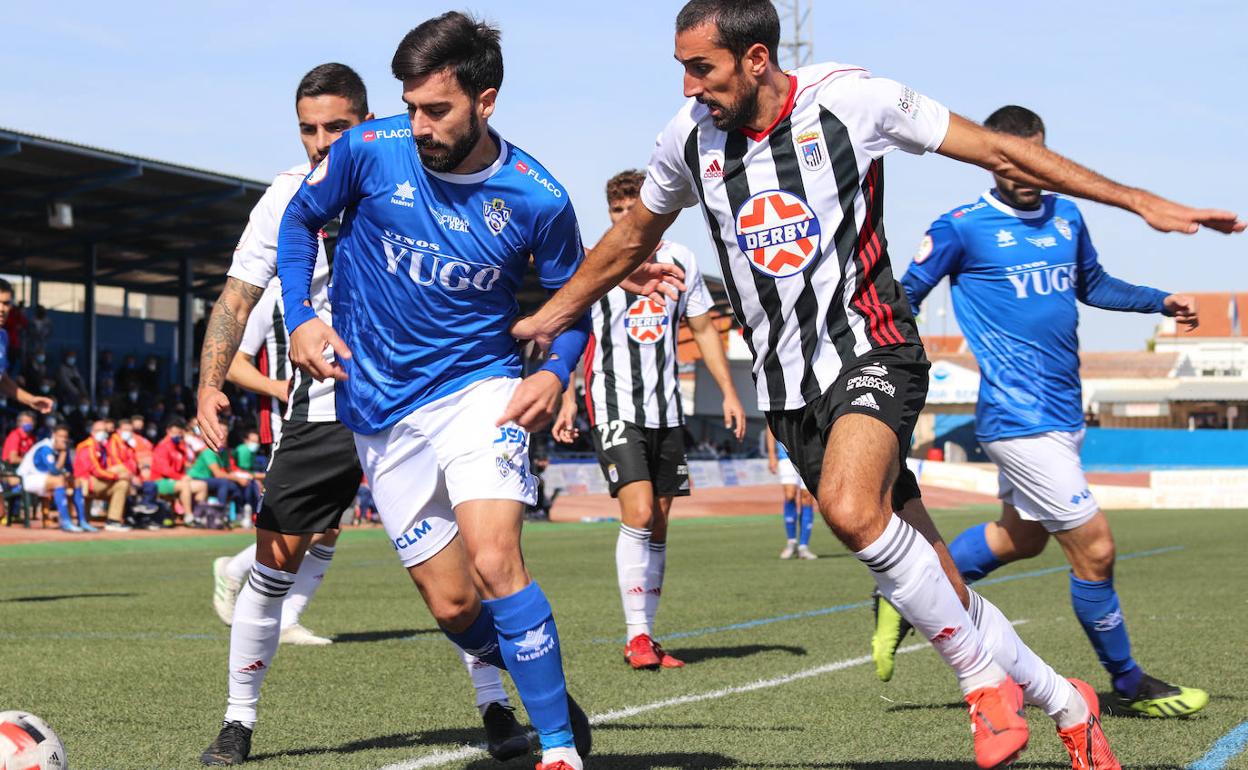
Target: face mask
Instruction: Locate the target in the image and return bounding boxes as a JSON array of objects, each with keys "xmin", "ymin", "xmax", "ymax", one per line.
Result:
[
  {"xmin": 245, "ymin": 442, "xmax": 260, "ymax": 453},
  {"xmin": 20, "ymin": 423, "xmax": 33, "ymax": 434},
  {"xmin": 193, "ymin": 426, "xmax": 202, "ymax": 436},
  {"xmin": 40, "ymin": 384, "xmax": 51, "ymax": 394},
  {"xmin": 93, "ymin": 430, "xmax": 108, "ymax": 443},
  {"xmin": 187, "ymin": 436, "xmax": 205, "ymax": 453},
  {"xmin": 128, "ymin": 390, "xmax": 139, "ymax": 400},
  {"xmin": 120, "ymin": 430, "xmax": 133, "ymax": 441},
  {"xmin": 99, "ymin": 405, "xmax": 110, "ymax": 417},
  {"xmin": 45, "ymin": 417, "xmax": 56, "ymax": 428},
  {"xmin": 35, "ymin": 354, "xmax": 45, "ymax": 364},
  {"xmin": 66, "ymin": 357, "xmax": 76, "ymax": 366},
  {"xmin": 171, "ymin": 435, "xmax": 183, "ymax": 445},
  {"xmin": 79, "ymin": 405, "xmax": 90, "ymax": 414},
  {"xmin": 146, "ymin": 427, "xmax": 157, "ymax": 439},
  {"xmin": 147, "ymin": 363, "xmax": 157, "ymax": 371}
]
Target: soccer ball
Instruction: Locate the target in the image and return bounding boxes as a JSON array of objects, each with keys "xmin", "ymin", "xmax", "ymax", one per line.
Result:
[{"xmin": 0, "ymin": 711, "xmax": 66, "ymax": 770}]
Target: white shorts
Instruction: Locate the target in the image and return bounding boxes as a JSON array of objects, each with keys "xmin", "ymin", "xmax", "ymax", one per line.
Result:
[
  {"xmin": 981, "ymin": 429, "xmax": 1098, "ymax": 533},
  {"xmin": 778, "ymin": 458, "xmax": 806, "ymax": 490},
  {"xmin": 354, "ymin": 377, "xmax": 538, "ymax": 568},
  {"xmin": 20, "ymin": 472, "xmax": 49, "ymax": 496}
]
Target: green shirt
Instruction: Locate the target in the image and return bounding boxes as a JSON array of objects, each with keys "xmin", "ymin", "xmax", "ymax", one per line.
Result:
[
  {"xmin": 233, "ymin": 445, "xmax": 256, "ymax": 473},
  {"xmin": 188, "ymin": 448, "xmax": 224, "ymax": 480}
]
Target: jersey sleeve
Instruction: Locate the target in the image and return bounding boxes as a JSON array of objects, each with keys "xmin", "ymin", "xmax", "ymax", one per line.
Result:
[
  {"xmin": 227, "ymin": 175, "xmax": 296, "ymax": 289},
  {"xmin": 278, "ymin": 140, "xmax": 359, "ymax": 333},
  {"xmin": 1075, "ymin": 216, "xmax": 1168, "ymax": 313},
  {"xmin": 640, "ymin": 115, "xmax": 700, "ymax": 215},
  {"xmin": 848, "ymin": 76, "xmax": 951, "ymax": 158},
  {"xmin": 531, "ymin": 200, "xmax": 586, "ymax": 289},
  {"xmin": 681, "ymin": 252, "xmax": 714, "ymax": 318},
  {"xmin": 239, "ymin": 284, "xmax": 278, "ymax": 357},
  {"xmin": 899, "ymin": 215, "xmax": 964, "ymax": 315}
]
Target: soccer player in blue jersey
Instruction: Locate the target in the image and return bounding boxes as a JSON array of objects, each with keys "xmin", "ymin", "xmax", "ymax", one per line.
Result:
[
  {"xmin": 872, "ymin": 105, "xmax": 1208, "ymax": 719},
  {"xmin": 276, "ymin": 14, "xmax": 674, "ymax": 770}
]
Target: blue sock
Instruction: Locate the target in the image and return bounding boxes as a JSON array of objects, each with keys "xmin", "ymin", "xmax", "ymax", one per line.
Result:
[
  {"xmin": 485, "ymin": 582, "xmax": 573, "ymax": 751},
  {"xmin": 949, "ymin": 522, "xmax": 1004, "ymax": 582},
  {"xmin": 798, "ymin": 504, "xmax": 814, "ymax": 546},
  {"xmin": 442, "ymin": 602, "xmax": 506, "ymax": 670},
  {"xmin": 73, "ymin": 488, "xmax": 86, "ymax": 524},
  {"xmin": 1069, "ymin": 574, "xmax": 1139, "ymax": 694},
  {"xmin": 53, "ymin": 487, "xmax": 72, "ymax": 526},
  {"xmin": 782, "ymin": 499, "xmax": 797, "ymax": 540}
]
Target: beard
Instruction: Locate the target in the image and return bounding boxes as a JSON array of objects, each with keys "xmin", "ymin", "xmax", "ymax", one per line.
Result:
[
  {"xmin": 415, "ymin": 111, "xmax": 481, "ymax": 173},
  {"xmin": 699, "ymin": 82, "xmax": 760, "ymax": 133}
]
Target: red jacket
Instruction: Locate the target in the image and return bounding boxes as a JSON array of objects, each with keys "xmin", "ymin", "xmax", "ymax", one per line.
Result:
[
  {"xmin": 2, "ymin": 428, "xmax": 33, "ymax": 465},
  {"xmin": 151, "ymin": 437, "xmax": 188, "ymax": 480},
  {"xmin": 73, "ymin": 437, "xmax": 119, "ymax": 481}
]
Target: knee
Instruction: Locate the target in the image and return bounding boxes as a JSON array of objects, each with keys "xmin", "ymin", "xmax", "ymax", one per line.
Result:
[
  {"xmin": 817, "ymin": 480, "xmax": 887, "ymax": 550},
  {"xmin": 1078, "ymin": 536, "xmax": 1116, "ymax": 580},
  {"xmin": 471, "ymin": 548, "xmax": 527, "ymax": 597},
  {"xmin": 1010, "ymin": 528, "xmax": 1049, "ymax": 560},
  {"xmin": 429, "ymin": 592, "xmax": 478, "ymax": 632}
]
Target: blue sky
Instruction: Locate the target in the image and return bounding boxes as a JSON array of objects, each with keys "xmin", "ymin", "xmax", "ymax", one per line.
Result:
[{"xmin": 3, "ymin": 1, "xmax": 1243, "ymax": 350}]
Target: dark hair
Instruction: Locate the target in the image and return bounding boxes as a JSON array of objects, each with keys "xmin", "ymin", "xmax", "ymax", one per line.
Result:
[
  {"xmin": 606, "ymin": 170, "xmax": 646, "ymax": 202},
  {"xmin": 166, "ymin": 417, "xmax": 187, "ymax": 431},
  {"xmin": 984, "ymin": 105, "xmax": 1045, "ymax": 138},
  {"xmin": 296, "ymin": 63, "xmax": 370, "ymax": 119},
  {"xmin": 17, "ymin": 410, "xmax": 34, "ymax": 420},
  {"xmin": 52, "ymin": 423, "xmax": 69, "ymax": 434},
  {"xmin": 676, "ymin": 0, "xmax": 780, "ymax": 64},
  {"xmin": 391, "ymin": 12, "xmax": 503, "ymax": 97},
  {"xmin": 0, "ymin": 277, "xmax": 12, "ymax": 296}
]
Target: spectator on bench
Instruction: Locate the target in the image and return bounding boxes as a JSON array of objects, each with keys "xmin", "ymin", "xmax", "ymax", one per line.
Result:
[
  {"xmin": 74, "ymin": 419, "xmax": 131, "ymax": 531},
  {"xmin": 19, "ymin": 424, "xmax": 91, "ymax": 531},
  {"xmin": 2, "ymin": 410, "xmax": 36, "ymax": 490},
  {"xmin": 151, "ymin": 418, "xmax": 207, "ymax": 523}
]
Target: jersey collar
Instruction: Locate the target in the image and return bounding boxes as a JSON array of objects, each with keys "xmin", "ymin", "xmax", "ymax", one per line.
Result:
[
  {"xmin": 982, "ymin": 189, "xmax": 1048, "ymax": 220},
  {"xmin": 740, "ymin": 74, "xmax": 798, "ymax": 143},
  {"xmin": 422, "ymin": 131, "xmax": 510, "ymax": 185}
]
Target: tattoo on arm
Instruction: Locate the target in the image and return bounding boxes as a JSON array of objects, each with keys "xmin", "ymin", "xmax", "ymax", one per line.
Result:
[{"xmin": 198, "ymin": 277, "xmax": 264, "ymax": 392}]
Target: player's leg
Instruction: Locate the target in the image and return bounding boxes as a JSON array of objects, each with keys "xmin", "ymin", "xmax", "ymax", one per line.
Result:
[
  {"xmin": 279, "ymin": 528, "xmax": 339, "ymax": 644},
  {"xmin": 796, "ymin": 487, "xmax": 817, "ymax": 560},
  {"xmin": 104, "ymin": 478, "xmax": 129, "ymax": 529},
  {"xmin": 779, "ymin": 481, "xmax": 798, "ymax": 559},
  {"xmin": 40, "ymin": 475, "xmax": 78, "ymax": 532},
  {"xmin": 1053, "ymin": 511, "xmax": 1207, "ymax": 718},
  {"xmin": 214, "ymin": 540, "xmax": 255, "ymax": 627},
  {"xmin": 949, "ymin": 502, "xmax": 1049, "ymax": 581},
  {"xmin": 645, "ymin": 494, "xmax": 683, "ymax": 668},
  {"xmin": 639, "ymin": 424, "xmax": 689, "ymax": 667},
  {"xmin": 614, "ymin": 479, "xmax": 662, "ymax": 669}
]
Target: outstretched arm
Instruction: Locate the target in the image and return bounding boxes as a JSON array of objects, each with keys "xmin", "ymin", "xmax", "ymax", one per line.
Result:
[
  {"xmin": 226, "ymin": 351, "xmax": 289, "ymax": 404},
  {"xmin": 196, "ymin": 277, "xmax": 264, "ymax": 449},
  {"xmin": 512, "ymin": 204, "xmax": 682, "ymax": 349},
  {"xmin": 937, "ymin": 114, "xmax": 1244, "ymax": 235}
]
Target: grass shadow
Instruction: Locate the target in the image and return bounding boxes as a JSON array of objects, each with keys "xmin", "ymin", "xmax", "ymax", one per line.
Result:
[
  {"xmin": 2, "ymin": 592, "xmax": 137, "ymax": 603},
  {"xmin": 331, "ymin": 628, "xmax": 442, "ymax": 643},
  {"xmin": 676, "ymin": 644, "xmax": 807, "ymax": 665}
]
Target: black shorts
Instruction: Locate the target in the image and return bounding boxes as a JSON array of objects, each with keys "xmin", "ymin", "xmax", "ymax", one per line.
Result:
[
  {"xmin": 765, "ymin": 344, "xmax": 928, "ymax": 511},
  {"xmin": 256, "ymin": 420, "xmax": 363, "ymax": 534},
  {"xmin": 590, "ymin": 420, "xmax": 690, "ymax": 499}
]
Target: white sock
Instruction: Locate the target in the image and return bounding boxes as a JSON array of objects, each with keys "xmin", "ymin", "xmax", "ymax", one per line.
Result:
[
  {"xmin": 856, "ymin": 515, "xmax": 1004, "ymax": 696},
  {"xmin": 616, "ymin": 524, "xmax": 651, "ymax": 640},
  {"xmin": 968, "ymin": 590, "xmax": 1087, "ymax": 729},
  {"xmin": 644, "ymin": 540, "xmax": 666, "ymax": 635},
  {"xmin": 541, "ymin": 746, "xmax": 583, "ymax": 770},
  {"xmin": 225, "ymin": 543, "xmax": 257, "ymax": 584},
  {"xmin": 280, "ymin": 543, "xmax": 334, "ymax": 630},
  {"xmin": 224, "ymin": 563, "xmax": 294, "ymax": 727},
  {"xmin": 460, "ymin": 648, "xmax": 509, "ymax": 712}
]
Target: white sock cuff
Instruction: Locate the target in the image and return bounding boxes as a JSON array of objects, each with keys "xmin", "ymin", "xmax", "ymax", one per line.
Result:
[
  {"xmin": 306, "ymin": 543, "xmax": 336, "ymax": 562},
  {"xmin": 619, "ymin": 524, "xmax": 651, "ymax": 541},
  {"xmin": 647, "ymin": 541, "xmax": 667, "ymax": 552},
  {"xmin": 248, "ymin": 564, "xmax": 295, "ymax": 599},
  {"xmin": 855, "ymin": 515, "xmax": 919, "ymax": 574}
]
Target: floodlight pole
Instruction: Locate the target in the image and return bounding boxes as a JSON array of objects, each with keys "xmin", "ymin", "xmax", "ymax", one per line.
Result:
[
  {"xmin": 776, "ymin": 0, "xmax": 814, "ymax": 69},
  {"xmin": 84, "ymin": 242, "xmax": 98, "ymax": 405},
  {"xmin": 178, "ymin": 254, "xmax": 194, "ymax": 390}
]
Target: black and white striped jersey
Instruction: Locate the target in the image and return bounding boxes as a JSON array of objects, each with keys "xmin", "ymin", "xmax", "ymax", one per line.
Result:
[
  {"xmin": 640, "ymin": 62, "xmax": 947, "ymax": 412},
  {"xmin": 584, "ymin": 240, "xmax": 712, "ymax": 428},
  {"xmin": 230, "ymin": 162, "xmax": 337, "ymax": 438}
]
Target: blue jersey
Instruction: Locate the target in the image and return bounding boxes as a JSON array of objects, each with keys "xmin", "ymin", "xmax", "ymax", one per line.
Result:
[
  {"xmin": 901, "ymin": 191, "xmax": 1168, "ymax": 442},
  {"xmin": 277, "ymin": 115, "xmax": 585, "ymax": 434},
  {"xmin": 0, "ymin": 329, "xmax": 7, "ymax": 373}
]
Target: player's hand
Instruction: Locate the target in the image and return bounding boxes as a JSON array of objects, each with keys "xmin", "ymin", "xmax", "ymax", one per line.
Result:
[
  {"xmin": 551, "ymin": 399, "xmax": 580, "ymax": 444},
  {"xmin": 1133, "ymin": 192, "xmax": 1245, "ymax": 235},
  {"xmin": 511, "ymin": 314, "xmax": 558, "ymax": 353},
  {"xmin": 290, "ymin": 317, "xmax": 351, "ymax": 382},
  {"xmin": 20, "ymin": 394, "xmax": 54, "ymax": 414},
  {"xmin": 196, "ymin": 386, "xmax": 232, "ymax": 451},
  {"xmin": 619, "ymin": 260, "xmax": 686, "ymax": 304},
  {"xmin": 272, "ymin": 378, "xmax": 292, "ymax": 404},
  {"xmin": 1165, "ymin": 294, "xmax": 1199, "ymax": 330},
  {"xmin": 768, "ymin": 457, "xmax": 778, "ymax": 475},
  {"xmin": 497, "ymin": 370, "xmax": 563, "ymax": 433},
  {"xmin": 722, "ymin": 394, "xmax": 746, "ymax": 440}
]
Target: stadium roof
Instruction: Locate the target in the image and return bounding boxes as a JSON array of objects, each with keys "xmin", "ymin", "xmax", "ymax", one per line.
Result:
[
  {"xmin": 1089, "ymin": 380, "xmax": 1248, "ymax": 404},
  {"xmin": 0, "ymin": 127, "xmax": 268, "ymax": 297},
  {"xmin": 930, "ymin": 351, "xmax": 1181, "ymax": 380}
]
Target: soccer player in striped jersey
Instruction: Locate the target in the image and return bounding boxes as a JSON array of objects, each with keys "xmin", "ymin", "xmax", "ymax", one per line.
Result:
[
  {"xmin": 197, "ymin": 63, "xmax": 527, "ymax": 766},
  {"xmin": 764, "ymin": 427, "xmax": 815, "ymax": 560},
  {"xmin": 877, "ymin": 105, "xmax": 1207, "ymax": 719},
  {"xmin": 514, "ymin": 2, "xmax": 1239, "ymax": 767},
  {"xmin": 552, "ymin": 169, "xmax": 746, "ymax": 671}
]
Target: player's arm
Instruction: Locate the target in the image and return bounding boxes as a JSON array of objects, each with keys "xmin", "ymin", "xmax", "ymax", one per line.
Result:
[
  {"xmin": 1074, "ymin": 222, "xmax": 1198, "ymax": 328},
  {"xmin": 551, "ymin": 367, "xmax": 581, "ymax": 445},
  {"xmin": 226, "ymin": 352, "xmax": 289, "ymax": 404},
  {"xmin": 279, "ymin": 145, "xmax": 358, "ymax": 383},
  {"xmin": 937, "ymin": 114, "xmax": 1243, "ymax": 235},
  {"xmin": 765, "ymin": 428, "xmax": 778, "ymax": 474},
  {"xmin": 0, "ymin": 374, "xmax": 53, "ymax": 414},
  {"xmin": 197, "ymin": 277, "xmax": 265, "ymax": 448},
  {"xmin": 687, "ymin": 312, "xmax": 746, "ymax": 440},
  {"xmin": 899, "ymin": 217, "xmax": 964, "ymax": 317}
]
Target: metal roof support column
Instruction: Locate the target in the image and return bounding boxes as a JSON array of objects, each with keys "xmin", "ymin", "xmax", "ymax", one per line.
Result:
[
  {"xmin": 178, "ymin": 254, "xmax": 194, "ymax": 390},
  {"xmin": 84, "ymin": 243, "xmax": 98, "ymax": 405}
]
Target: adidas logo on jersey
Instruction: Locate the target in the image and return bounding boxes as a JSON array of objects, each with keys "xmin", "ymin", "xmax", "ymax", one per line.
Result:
[
  {"xmin": 850, "ymin": 392, "xmax": 880, "ymax": 411},
  {"xmin": 703, "ymin": 159, "xmax": 724, "ymax": 179}
]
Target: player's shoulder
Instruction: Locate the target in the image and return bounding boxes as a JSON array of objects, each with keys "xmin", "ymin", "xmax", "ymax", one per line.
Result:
[
  {"xmin": 939, "ymin": 194, "xmax": 994, "ymax": 227},
  {"xmin": 1047, "ymin": 194, "xmax": 1084, "ymax": 221},
  {"xmin": 792, "ymin": 60, "xmax": 872, "ymax": 103},
  {"xmin": 347, "ymin": 113, "xmax": 412, "ymax": 152},
  {"xmin": 496, "ymin": 138, "xmax": 569, "ymax": 216},
  {"xmin": 259, "ymin": 160, "xmax": 312, "ymax": 208}
]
